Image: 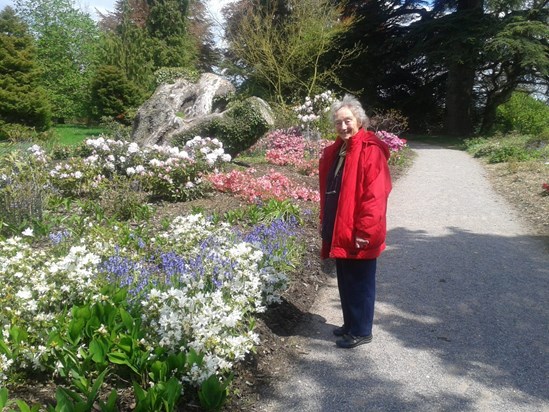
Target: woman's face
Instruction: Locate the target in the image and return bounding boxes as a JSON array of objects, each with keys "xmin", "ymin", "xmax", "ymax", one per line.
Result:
[{"xmin": 334, "ymin": 107, "xmax": 361, "ymax": 141}]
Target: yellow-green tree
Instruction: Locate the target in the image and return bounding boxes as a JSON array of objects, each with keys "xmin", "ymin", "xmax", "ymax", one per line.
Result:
[{"xmin": 224, "ymin": 0, "xmax": 358, "ymax": 104}]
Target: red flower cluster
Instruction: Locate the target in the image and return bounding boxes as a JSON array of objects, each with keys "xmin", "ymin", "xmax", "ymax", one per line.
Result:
[
  {"xmin": 543, "ymin": 182, "xmax": 549, "ymax": 194},
  {"xmin": 205, "ymin": 169, "xmax": 320, "ymax": 203}
]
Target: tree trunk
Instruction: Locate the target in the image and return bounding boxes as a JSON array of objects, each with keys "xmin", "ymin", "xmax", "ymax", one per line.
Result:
[
  {"xmin": 445, "ymin": 63, "xmax": 476, "ymax": 136},
  {"xmin": 444, "ymin": 0, "xmax": 484, "ymax": 137}
]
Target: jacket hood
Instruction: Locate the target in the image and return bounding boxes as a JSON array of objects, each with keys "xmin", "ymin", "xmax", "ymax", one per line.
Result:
[{"xmin": 335, "ymin": 128, "xmax": 391, "ymax": 161}]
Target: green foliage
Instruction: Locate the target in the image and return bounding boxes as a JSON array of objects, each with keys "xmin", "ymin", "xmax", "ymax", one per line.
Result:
[
  {"xmin": 99, "ymin": 117, "xmax": 133, "ymax": 141},
  {"xmin": 0, "ymin": 123, "xmax": 54, "ymax": 143},
  {"xmin": 154, "ymin": 67, "xmax": 200, "ymax": 85},
  {"xmin": 0, "ymin": 387, "xmax": 41, "ymax": 412},
  {"xmin": 94, "ymin": 176, "xmax": 152, "ymax": 221},
  {"xmin": 174, "ymin": 99, "xmax": 271, "ymax": 157},
  {"xmin": 205, "ymin": 199, "xmax": 303, "ymax": 226},
  {"xmin": 0, "ymin": 149, "xmax": 48, "ymax": 236},
  {"xmin": 99, "ymin": 25, "xmax": 156, "ymax": 98},
  {"xmin": 224, "ymin": 0, "xmax": 359, "ymax": 104},
  {"xmin": 0, "ymin": 7, "xmax": 51, "ymax": 132},
  {"xmin": 90, "ymin": 65, "xmax": 141, "ymax": 122},
  {"xmin": 14, "ymin": 0, "xmax": 101, "ymax": 121},
  {"xmin": 146, "ymin": 0, "xmax": 199, "ymax": 69},
  {"xmin": 198, "ymin": 374, "xmax": 231, "ymax": 412},
  {"xmin": 494, "ymin": 92, "xmax": 549, "ymax": 135},
  {"xmin": 465, "ymin": 132, "xmax": 547, "ymax": 163}
]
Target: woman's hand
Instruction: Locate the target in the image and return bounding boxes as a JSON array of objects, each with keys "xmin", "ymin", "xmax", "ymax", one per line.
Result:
[{"xmin": 355, "ymin": 237, "xmax": 369, "ymax": 249}]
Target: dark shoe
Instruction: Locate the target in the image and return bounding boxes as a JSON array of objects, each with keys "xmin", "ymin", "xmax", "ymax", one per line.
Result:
[
  {"xmin": 336, "ymin": 334, "xmax": 373, "ymax": 349},
  {"xmin": 332, "ymin": 326, "xmax": 348, "ymax": 337}
]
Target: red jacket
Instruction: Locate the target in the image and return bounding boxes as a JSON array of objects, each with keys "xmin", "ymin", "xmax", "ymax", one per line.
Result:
[{"xmin": 319, "ymin": 128, "xmax": 392, "ymax": 260}]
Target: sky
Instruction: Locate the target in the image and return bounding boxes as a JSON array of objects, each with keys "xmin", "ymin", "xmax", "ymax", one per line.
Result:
[{"xmin": 0, "ymin": 0, "xmax": 233, "ymax": 24}]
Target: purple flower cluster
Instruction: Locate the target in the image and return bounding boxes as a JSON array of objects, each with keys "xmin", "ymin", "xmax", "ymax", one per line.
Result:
[
  {"xmin": 48, "ymin": 229, "xmax": 70, "ymax": 245},
  {"xmin": 243, "ymin": 217, "xmax": 300, "ymax": 262},
  {"xmin": 97, "ymin": 217, "xmax": 301, "ymax": 299}
]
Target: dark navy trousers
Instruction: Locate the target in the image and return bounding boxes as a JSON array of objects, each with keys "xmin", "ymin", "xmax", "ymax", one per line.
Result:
[{"xmin": 336, "ymin": 258, "xmax": 376, "ymax": 337}]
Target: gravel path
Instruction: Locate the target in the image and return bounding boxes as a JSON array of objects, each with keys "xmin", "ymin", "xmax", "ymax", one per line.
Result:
[{"xmin": 257, "ymin": 143, "xmax": 549, "ymax": 412}]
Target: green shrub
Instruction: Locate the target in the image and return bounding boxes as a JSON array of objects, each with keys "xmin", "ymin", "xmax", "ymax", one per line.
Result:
[
  {"xmin": 0, "ymin": 8, "xmax": 52, "ymax": 132},
  {"xmin": 465, "ymin": 132, "xmax": 545, "ymax": 163},
  {"xmin": 154, "ymin": 67, "xmax": 200, "ymax": 85},
  {"xmin": 90, "ymin": 65, "xmax": 141, "ymax": 123},
  {"xmin": 495, "ymin": 92, "xmax": 549, "ymax": 135},
  {"xmin": 173, "ymin": 98, "xmax": 271, "ymax": 157},
  {"xmin": 488, "ymin": 145, "xmax": 530, "ymax": 163}
]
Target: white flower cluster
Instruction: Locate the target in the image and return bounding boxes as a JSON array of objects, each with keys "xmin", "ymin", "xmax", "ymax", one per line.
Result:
[
  {"xmin": 27, "ymin": 144, "xmax": 48, "ymax": 163},
  {"xmin": 0, "ymin": 237, "xmax": 102, "ymax": 376},
  {"xmin": 0, "ymin": 212, "xmax": 289, "ymax": 387},
  {"xmin": 141, "ymin": 214, "xmax": 287, "ymax": 384},
  {"xmin": 294, "ymin": 91, "xmax": 335, "ymax": 124},
  {"xmin": 47, "ymin": 136, "xmax": 232, "ymax": 199}
]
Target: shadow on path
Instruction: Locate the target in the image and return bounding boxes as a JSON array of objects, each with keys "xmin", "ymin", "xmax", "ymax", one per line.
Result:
[{"xmin": 258, "ymin": 227, "xmax": 549, "ymax": 411}]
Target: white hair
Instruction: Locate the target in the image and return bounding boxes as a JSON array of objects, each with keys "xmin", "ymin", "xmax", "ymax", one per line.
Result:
[{"xmin": 330, "ymin": 94, "xmax": 370, "ymax": 127}]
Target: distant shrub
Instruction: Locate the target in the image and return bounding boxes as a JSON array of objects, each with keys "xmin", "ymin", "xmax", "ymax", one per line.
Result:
[
  {"xmin": 465, "ymin": 132, "xmax": 545, "ymax": 163},
  {"xmin": 495, "ymin": 92, "xmax": 549, "ymax": 135},
  {"xmin": 370, "ymin": 109, "xmax": 409, "ymax": 136},
  {"xmin": 90, "ymin": 65, "xmax": 141, "ymax": 122},
  {"xmin": 154, "ymin": 67, "xmax": 200, "ymax": 85}
]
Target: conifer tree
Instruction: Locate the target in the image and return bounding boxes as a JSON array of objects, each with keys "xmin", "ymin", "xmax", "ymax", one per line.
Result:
[{"xmin": 0, "ymin": 6, "xmax": 51, "ymax": 133}]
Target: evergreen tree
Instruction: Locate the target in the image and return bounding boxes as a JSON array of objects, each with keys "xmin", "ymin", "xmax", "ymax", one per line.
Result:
[
  {"xmin": 0, "ymin": 6, "xmax": 51, "ymax": 132},
  {"xmin": 97, "ymin": 0, "xmax": 213, "ymax": 99},
  {"xmin": 90, "ymin": 65, "xmax": 141, "ymax": 121},
  {"xmin": 335, "ymin": 0, "xmax": 549, "ymax": 135}
]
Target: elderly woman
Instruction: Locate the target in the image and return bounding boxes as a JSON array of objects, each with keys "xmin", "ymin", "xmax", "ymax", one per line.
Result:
[{"xmin": 319, "ymin": 94, "xmax": 392, "ymax": 349}]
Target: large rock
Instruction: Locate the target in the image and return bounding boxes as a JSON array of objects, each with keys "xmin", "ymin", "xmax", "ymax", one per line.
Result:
[{"xmin": 131, "ymin": 73, "xmax": 274, "ymax": 151}]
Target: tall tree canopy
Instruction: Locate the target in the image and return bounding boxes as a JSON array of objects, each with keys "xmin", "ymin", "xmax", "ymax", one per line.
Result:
[
  {"xmin": 335, "ymin": 0, "xmax": 549, "ymax": 135},
  {"xmin": 0, "ymin": 6, "xmax": 51, "ymax": 131},
  {"xmin": 14, "ymin": 0, "xmax": 100, "ymax": 122},
  {"xmin": 98, "ymin": 0, "xmax": 215, "ymax": 97}
]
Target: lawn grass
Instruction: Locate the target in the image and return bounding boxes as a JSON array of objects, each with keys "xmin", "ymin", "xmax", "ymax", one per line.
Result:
[
  {"xmin": 0, "ymin": 124, "xmax": 107, "ymax": 155},
  {"xmin": 52, "ymin": 124, "xmax": 106, "ymax": 146}
]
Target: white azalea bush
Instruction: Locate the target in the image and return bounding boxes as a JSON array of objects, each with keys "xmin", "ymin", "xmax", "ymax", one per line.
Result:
[
  {"xmin": 0, "ymin": 237, "xmax": 102, "ymax": 380},
  {"xmin": 0, "ymin": 214, "xmax": 292, "ymax": 393},
  {"xmin": 49, "ymin": 136, "xmax": 232, "ymax": 201},
  {"xmin": 294, "ymin": 91, "xmax": 337, "ymax": 139}
]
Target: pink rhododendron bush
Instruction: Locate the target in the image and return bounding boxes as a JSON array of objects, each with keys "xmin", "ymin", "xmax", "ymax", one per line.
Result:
[{"xmin": 246, "ymin": 127, "xmax": 331, "ymax": 176}]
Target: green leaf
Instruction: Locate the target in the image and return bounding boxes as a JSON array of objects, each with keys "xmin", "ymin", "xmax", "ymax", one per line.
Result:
[
  {"xmin": 89, "ymin": 338, "xmax": 107, "ymax": 364},
  {"xmin": 149, "ymin": 360, "xmax": 167, "ymax": 381},
  {"xmin": 107, "ymin": 352, "xmax": 139, "ymax": 375},
  {"xmin": 68, "ymin": 318, "xmax": 85, "ymax": 344},
  {"xmin": 0, "ymin": 387, "xmax": 8, "ymax": 408},
  {"xmin": 85, "ymin": 368, "xmax": 109, "ymax": 410},
  {"xmin": 15, "ymin": 399, "xmax": 31, "ymax": 412},
  {"xmin": 103, "ymin": 389, "xmax": 118, "ymax": 412},
  {"xmin": 132, "ymin": 381, "xmax": 147, "ymax": 403},
  {"xmin": 0, "ymin": 339, "xmax": 11, "ymax": 357},
  {"xmin": 9, "ymin": 325, "xmax": 28, "ymax": 344},
  {"xmin": 198, "ymin": 375, "xmax": 228, "ymax": 411},
  {"xmin": 119, "ymin": 307, "xmax": 134, "ymax": 331},
  {"xmin": 117, "ymin": 335, "xmax": 134, "ymax": 354}
]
